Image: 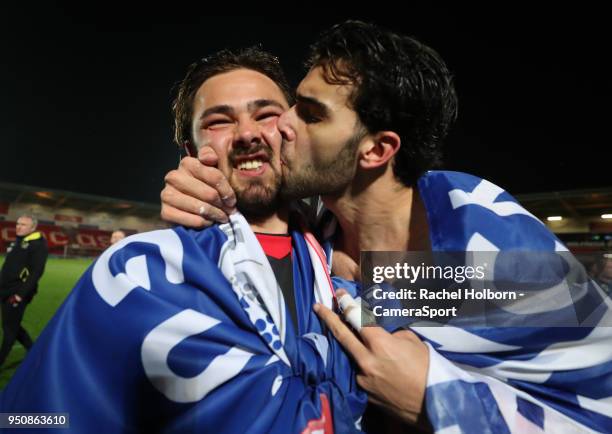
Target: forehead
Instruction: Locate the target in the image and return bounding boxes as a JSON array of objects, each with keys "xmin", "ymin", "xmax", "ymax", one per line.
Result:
[
  {"xmin": 194, "ymin": 68, "xmax": 289, "ymax": 112},
  {"xmin": 297, "ymin": 66, "xmax": 355, "ymax": 112},
  {"xmin": 17, "ymin": 217, "xmax": 32, "ymax": 223}
]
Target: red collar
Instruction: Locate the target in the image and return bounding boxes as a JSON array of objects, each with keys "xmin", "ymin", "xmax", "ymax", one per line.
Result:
[{"xmin": 255, "ymin": 233, "xmax": 292, "ymax": 259}]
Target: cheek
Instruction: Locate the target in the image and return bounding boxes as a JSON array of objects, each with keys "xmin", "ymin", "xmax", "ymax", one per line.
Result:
[
  {"xmin": 310, "ymin": 124, "xmax": 353, "ymax": 162},
  {"xmin": 199, "ymin": 130, "xmax": 230, "ymax": 155},
  {"xmin": 307, "ymin": 128, "xmax": 335, "ymax": 161},
  {"xmin": 293, "ymin": 123, "xmax": 313, "ymax": 154},
  {"xmin": 198, "ymin": 130, "xmax": 233, "ymax": 171},
  {"xmin": 260, "ymin": 119, "xmax": 282, "ymax": 151}
]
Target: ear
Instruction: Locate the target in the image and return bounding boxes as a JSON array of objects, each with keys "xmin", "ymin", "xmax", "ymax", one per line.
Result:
[{"xmin": 358, "ymin": 131, "xmax": 401, "ymax": 170}]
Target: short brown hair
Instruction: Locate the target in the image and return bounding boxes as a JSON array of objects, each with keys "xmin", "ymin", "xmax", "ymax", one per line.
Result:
[{"xmin": 172, "ymin": 47, "xmax": 294, "ymax": 154}]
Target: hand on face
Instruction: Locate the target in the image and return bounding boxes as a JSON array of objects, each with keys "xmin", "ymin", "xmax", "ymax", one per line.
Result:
[
  {"xmin": 161, "ymin": 68, "xmax": 290, "ymax": 227},
  {"xmin": 161, "ymin": 147, "xmax": 237, "ymax": 228},
  {"xmin": 161, "ymin": 125, "xmax": 285, "ymax": 228}
]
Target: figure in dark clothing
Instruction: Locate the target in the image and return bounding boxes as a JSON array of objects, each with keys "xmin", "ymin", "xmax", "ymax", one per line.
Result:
[{"xmin": 0, "ymin": 214, "xmax": 48, "ymax": 367}]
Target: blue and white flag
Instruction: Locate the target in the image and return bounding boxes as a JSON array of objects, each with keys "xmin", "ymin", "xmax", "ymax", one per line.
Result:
[
  {"xmin": 327, "ymin": 171, "xmax": 612, "ymax": 433},
  {"xmin": 0, "ymin": 213, "xmax": 366, "ymax": 433}
]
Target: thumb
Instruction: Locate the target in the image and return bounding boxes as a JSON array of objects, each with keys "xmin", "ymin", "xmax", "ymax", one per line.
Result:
[{"xmin": 198, "ymin": 146, "xmax": 219, "ymax": 166}]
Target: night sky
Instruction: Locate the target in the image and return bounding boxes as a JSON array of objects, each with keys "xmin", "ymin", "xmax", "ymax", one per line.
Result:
[{"xmin": 3, "ymin": 7, "xmax": 609, "ymax": 204}]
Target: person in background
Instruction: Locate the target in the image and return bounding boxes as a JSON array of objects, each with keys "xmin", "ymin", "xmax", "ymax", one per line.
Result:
[
  {"xmin": 109, "ymin": 230, "xmax": 126, "ymax": 245},
  {"xmin": 0, "ymin": 214, "xmax": 48, "ymax": 368}
]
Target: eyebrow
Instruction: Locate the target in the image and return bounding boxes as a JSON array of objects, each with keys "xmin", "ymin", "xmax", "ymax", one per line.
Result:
[
  {"xmin": 199, "ymin": 105, "xmax": 234, "ymax": 120},
  {"xmin": 199, "ymin": 99, "xmax": 286, "ymax": 121},
  {"xmin": 295, "ymin": 94, "xmax": 330, "ymax": 117},
  {"xmin": 247, "ymin": 99, "xmax": 286, "ymax": 112}
]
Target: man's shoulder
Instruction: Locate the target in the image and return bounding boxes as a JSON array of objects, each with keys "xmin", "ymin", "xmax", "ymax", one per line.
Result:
[
  {"xmin": 24, "ymin": 231, "xmax": 46, "ymax": 244},
  {"xmin": 21, "ymin": 232, "xmax": 48, "ymax": 251},
  {"xmin": 419, "ymin": 170, "xmax": 564, "ymax": 251}
]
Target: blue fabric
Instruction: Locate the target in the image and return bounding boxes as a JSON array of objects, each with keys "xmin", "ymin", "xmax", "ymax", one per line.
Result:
[
  {"xmin": 1, "ymin": 225, "xmax": 366, "ymax": 433},
  {"xmin": 417, "ymin": 171, "xmax": 612, "ymax": 433},
  {"xmin": 322, "ymin": 170, "xmax": 611, "ymax": 433}
]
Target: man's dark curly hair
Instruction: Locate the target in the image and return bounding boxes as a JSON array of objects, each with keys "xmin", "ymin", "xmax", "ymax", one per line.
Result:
[
  {"xmin": 173, "ymin": 46, "xmax": 294, "ymax": 155},
  {"xmin": 307, "ymin": 20, "xmax": 458, "ymax": 186}
]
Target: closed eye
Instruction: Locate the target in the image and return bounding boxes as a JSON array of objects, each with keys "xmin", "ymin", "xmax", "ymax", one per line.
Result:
[
  {"xmin": 256, "ymin": 110, "xmax": 282, "ymax": 122},
  {"xmin": 296, "ymin": 102, "xmax": 322, "ymax": 124},
  {"xmin": 203, "ymin": 118, "xmax": 232, "ymax": 129}
]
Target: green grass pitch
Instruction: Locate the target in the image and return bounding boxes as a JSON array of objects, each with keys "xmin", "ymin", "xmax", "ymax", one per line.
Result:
[{"xmin": 0, "ymin": 256, "xmax": 93, "ymax": 389}]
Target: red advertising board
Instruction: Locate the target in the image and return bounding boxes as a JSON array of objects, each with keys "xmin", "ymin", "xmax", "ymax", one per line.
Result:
[{"xmin": 0, "ymin": 221, "xmax": 112, "ymax": 255}]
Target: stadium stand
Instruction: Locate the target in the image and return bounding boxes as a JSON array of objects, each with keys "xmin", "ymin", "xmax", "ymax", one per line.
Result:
[
  {"xmin": 515, "ymin": 187, "xmax": 612, "ymax": 252},
  {"xmin": 0, "ymin": 182, "xmax": 167, "ymax": 257},
  {"xmin": 0, "ymin": 182, "xmax": 610, "ymax": 255}
]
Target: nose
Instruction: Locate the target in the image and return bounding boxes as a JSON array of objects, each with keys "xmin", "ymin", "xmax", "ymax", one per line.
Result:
[
  {"xmin": 278, "ymin": 107, "xmax": 296, "ymax": 142},
  {"xmin": 234, "ymin": 116, "xmax": 261, "ymax": 148}
]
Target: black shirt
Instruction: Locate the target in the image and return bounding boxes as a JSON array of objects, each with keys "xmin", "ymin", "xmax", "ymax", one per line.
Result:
[{"xmin": 255, "ymin": 233, "xmax": 297, "ymax": 331}]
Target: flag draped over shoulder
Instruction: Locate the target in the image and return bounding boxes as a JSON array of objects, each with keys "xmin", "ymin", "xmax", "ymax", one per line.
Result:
[
  {"xmin": 0, "ymin": 214, "xmax": 366, "ymax": 433},
  {"xmin": 327, "ymin": 171, "xmax": 612, "ymax": 433}
]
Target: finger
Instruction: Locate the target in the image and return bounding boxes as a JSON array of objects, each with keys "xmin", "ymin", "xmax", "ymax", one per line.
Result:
[
  {"xmin": 179, "ymin": 159, "xmax": 236, "ymax": 212},
  {"xmin": 198, "ymin": 203, "xmax": 230, "ymax": 224},
  {"xmin": 336, "ymin": 292, "xmax": 362, "ymax": 331},
  {"xmin": 198, "ymin": 146, "xmax": 219, "ymax": 166},
  {"xmin": 314, "ymin": 303, "xmax": 371, "ymax": 363},
  {"xmin": 211, "ymin": 176, "xmax": 236, "ymax": 211},
  {"xmin": 160, "ymin": 204, "xmax": 213, "ymax": 228},
  {"xmin": 359, "ymin": 325, "xmax": 394, "ymax": 348},
  {"xmin": 335, "ymin": 288, "xmax": 349, "ymax": 298},
  {"xmin": 335, "ymin": 290, "xmax": 387, "ymax": 345},
  {"xmin": 164, "ymin": 169, "xmax": 226, "ymax": 210},
  {"xmin": 161, "ymin": 185, "xmax": 228, "ymax": 224}
]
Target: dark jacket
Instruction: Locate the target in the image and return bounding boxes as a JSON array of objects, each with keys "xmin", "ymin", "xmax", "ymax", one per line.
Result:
[{"xmin": 0, "ymin": 231, "xmax": 48, "ymax": 302}]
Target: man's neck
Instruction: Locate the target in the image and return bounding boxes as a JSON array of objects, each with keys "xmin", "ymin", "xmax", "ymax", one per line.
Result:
[
  {"xmin": 16, "ymin": 232, "xmax": 35, "ymax": 239},
  {"xmin": 247, "ymin": 206, "xmax": 290, "ymax": 234},
  {"xmin": 323, "ymin": 171, "xmax": 430, "ymax": 271}
]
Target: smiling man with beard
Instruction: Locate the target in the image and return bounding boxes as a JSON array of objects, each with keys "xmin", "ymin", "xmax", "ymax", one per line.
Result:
[{"xmin": 0, "ymin": 47, "xmax": 366, "ymax": 434}]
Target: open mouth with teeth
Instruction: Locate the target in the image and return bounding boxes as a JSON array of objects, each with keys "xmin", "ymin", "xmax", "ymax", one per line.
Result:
[
  {"xmin": 237, "ymin": 159, "xmax": 264, "ymax": 170},
  {"xmin": 232, "ymin": 155, "xmax": 270, "ymax": 178},
  {"xmin": 231, "ymin": 148, "xmax": 273, "ymax": 178}
]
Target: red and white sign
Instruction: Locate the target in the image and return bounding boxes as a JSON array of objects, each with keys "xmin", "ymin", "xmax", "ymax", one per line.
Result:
[{"xmin": 0, "ymin": 221, "xmax": 114, "ymax": 255}]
